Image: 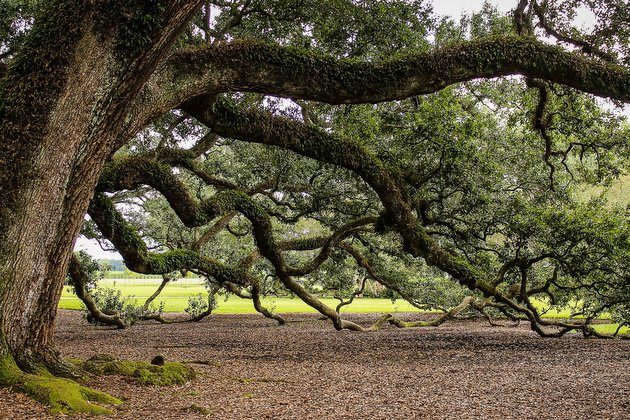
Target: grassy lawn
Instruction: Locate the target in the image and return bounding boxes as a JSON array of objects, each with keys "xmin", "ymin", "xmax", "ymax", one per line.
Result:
[
  {"xmin": 59, "ymin": 279, "xmax": 423, "ymax": 314},
  {"xmin": 59, "ymin": 279, "xmax": 629, "ymax": 335},
  {"xmin": 590, "ymin": 323, "xmax": 630, "ymax": 335}
]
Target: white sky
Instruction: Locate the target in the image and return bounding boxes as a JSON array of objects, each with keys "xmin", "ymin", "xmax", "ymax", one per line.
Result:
[
  {"xmin": 75, "ymin": 231, "xmax": 120, "ymax": 259},
  {"xmin": 431, "ymin": 0, "xmax": 513, "ymax": 17},
  {"xmin": 74, "ymin": 0, "xmax": 620, "ymax": 259}
]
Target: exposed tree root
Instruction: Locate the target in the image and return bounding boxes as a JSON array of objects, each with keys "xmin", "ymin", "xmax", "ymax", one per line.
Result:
[
  {"xmin": 32, "ymin": 348, "xmax": 85, "ymax": 379},
  {"xmin": 20, "ymin": 373, "xmax": 122, "ymax": 415},
  {"xmin": 79, "ymin": 354, "xmax": 196, "ymax": 385},
  {"xmin": 0, "ymin": 348, "xmax": 22, "ymax": 385},
  {"xmin": 1, "ymin": 347, "xmax": 121, "ymax": 415}
]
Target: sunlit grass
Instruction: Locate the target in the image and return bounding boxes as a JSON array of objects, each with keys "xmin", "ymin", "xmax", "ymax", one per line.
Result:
[
  {"xmin": 58, "ymin": 279, "xmax": 627, "ymax": 335},
  {"xmin": 59, "ymin": 279, "xmax": 423, "ymax": 313},
  {"xmin": 590, "ymin": 323, "xmax": 629, "ymax": 335}
]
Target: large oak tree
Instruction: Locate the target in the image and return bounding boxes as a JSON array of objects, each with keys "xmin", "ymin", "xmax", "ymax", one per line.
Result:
[{"xmin": 0, "ymin": 0, "xmax": 628, "ymax": 412}]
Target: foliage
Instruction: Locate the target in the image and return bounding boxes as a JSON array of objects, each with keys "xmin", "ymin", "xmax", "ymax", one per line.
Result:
[
  {"xmin": 68, "ymin": 251, "xmax": 104, "ymax": 291},
  {"xmin": 90, "ymin": 287, "xmax": 144, "ymax": 325},
  {"xmin": 86, "ymin": 279, "xmax": 166, "ymax": 327},
  {"xmin": 67, "ymin": 1, "xmax": 629, "ymax": 335},
  {"xmin": 185, "ymin": 292, "xmax": 216, "ymax": 318}
]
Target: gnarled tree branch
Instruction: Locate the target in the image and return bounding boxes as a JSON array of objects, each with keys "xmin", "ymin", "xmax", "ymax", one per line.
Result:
[{"xmin": 152, "ymin": 36, "xmax": 629, "ymax": 110}]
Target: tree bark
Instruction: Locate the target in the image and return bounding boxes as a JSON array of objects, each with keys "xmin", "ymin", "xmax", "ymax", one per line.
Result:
[
  {"xmin": 0, "ymin": 26, "xmax": 119, "ymax": 374},
  {"xmin": 0, "ymin": 0, "xmax": 202, "ymax": 376},
  {"xmin": 159, "ymin": 36, "xmax": 630, "ymax": 105},
  {"xmin": 68, "ymin": 255, "xmax": 127, "ymax": 329},
  {"xmin": 388, "ymin": 296, "xmax": 475, "ymax": 328}
]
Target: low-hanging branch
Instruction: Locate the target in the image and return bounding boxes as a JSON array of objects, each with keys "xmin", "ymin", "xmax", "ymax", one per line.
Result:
[
  {"xmin": 97, "ymin": 153, "xmax": 377, "ymax": 284},
  {"xmin": 236, "ymin": 217, "xmax": 377, "ymax": 275},
  {"xmin": 334, "ymin": 277, "xmax": 368, "ymax": 314},
  {"xmin": 184, "ymin": 97, "xmax": 496, "ymax": 296},
  {"xmin": 182, "ymin": 97, "xmax": 627, "ymax": 338},
  {"xmin": 142, "ymin": 273, "xmax": 177, "ymax": 312},
  {"xmin": 337, "ymin": 243, "xmax": 519, "ymax": 327},
  {"xmin": 388, "ymin": 296, "xmax": 476, "ymax": 328},
  {"xmin": 88, "ymin": 102, "xmax": 628, "ymax": 337},
  {"xmin": 232, "ymin": 228, "xmax": 516, "ymax": 329},
  {"xmin": 88, "ymin": 192, "xmax": 252, "ymax": 286},
  {"xmin": 90, "ymin": 175, "xmax": 382, "ymax": 331},
  {"xmin": 85, "ymin": 198, "xmax": 286, "ymax": 326},
  {"xmin": 68, "ymin": 255, "xmax": 126, "ymax": 329}
]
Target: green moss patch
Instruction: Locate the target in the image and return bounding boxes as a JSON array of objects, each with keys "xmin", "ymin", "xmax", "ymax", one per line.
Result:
[
  {"xmin": 0, "ymin": 352, "xmax": 22, "ymax": 385},
  {"xmin": 20, "ymin": 374, "xmax": 121, "ymax": 415},
  {"xmin": 80, "ymin": 354, "xmax": 195, "ymax": 385}
]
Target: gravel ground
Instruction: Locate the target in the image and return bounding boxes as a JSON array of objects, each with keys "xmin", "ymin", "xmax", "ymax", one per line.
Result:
[{"xmin": 1, "ymin": 310, "xmax": 629, "ymax": 419}]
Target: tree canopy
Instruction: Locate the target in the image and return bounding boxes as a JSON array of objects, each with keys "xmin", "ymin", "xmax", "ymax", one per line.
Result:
[{"xmin": 65, "ymin": 0, "xmax": 630, "ymax": 336}]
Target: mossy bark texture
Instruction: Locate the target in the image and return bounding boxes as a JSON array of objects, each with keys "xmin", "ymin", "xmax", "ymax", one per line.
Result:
[{"xmin": 0, "ymin": 1, "xmax": 201, "ymax": 414}]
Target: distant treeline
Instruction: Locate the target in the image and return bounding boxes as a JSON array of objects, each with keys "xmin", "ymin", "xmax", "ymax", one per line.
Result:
[
  {"xmin": 98, "ymin": 259, "xmax": 197, "ymax": 279},
  {"xmin": 98, "ymin": 259, "xmax": 126, "ymax": 272}
]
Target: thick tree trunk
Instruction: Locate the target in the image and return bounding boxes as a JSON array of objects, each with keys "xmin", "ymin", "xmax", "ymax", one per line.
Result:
[
  {"xmin": 0, "ymin": 30, "xmax": 119, "ymax": 374},
  {"xmin": 0, "ymin": 1, "xmax": 201, "ymax": 380}
]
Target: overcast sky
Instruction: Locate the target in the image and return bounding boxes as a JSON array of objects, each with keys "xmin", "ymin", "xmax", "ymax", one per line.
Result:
[
  {"xmin": 432, "ymin": 0, "xmax": 513, "ymax": 17},
  {"xmin": 74, "ymin": 0, "xmax": 612, "ymax": 259}
]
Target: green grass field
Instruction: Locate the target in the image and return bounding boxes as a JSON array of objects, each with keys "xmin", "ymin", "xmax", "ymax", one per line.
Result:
[
  {"xmin": 58, "ymin": 279, "xmax": 629, "ymax": 335},
  {"xmin": 59, "ymin": 279, "xmax": 423, "ymax": 314}
]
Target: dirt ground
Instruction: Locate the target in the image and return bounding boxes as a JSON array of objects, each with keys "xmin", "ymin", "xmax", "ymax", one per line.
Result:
[{"xmin": 1, "ymin": 310, "xmax": 628, "ymax": 419}]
